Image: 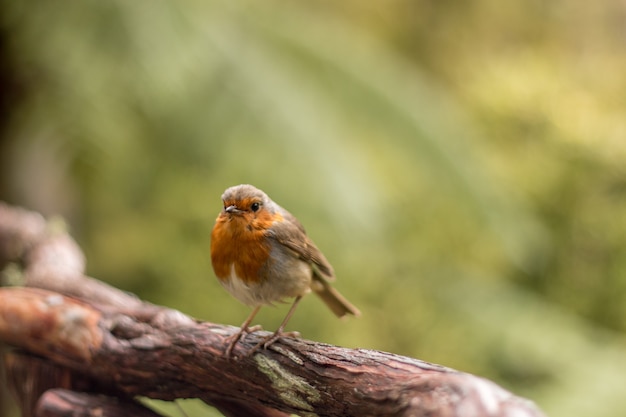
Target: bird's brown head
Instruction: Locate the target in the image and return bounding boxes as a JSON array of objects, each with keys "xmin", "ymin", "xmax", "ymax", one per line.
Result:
[{"xmin": 216, "ymin": 184, "xmax": 281, "ymax": 232}]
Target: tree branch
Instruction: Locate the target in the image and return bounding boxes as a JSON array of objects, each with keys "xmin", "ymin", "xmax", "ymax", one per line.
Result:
[
  {"xmin": 36, "ymin": 389, "xmax": 165, "ymax": 417},
  {"xmin": 0, "ymin": 202, "xmax": 546, "ymax": 417}
]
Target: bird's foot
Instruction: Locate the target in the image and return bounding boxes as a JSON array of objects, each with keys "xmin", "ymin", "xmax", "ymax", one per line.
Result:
[
  {"xmin": 246, "ymin": 330, "xmax": 301, "ymax": 356},
  {"xmin": 224, "ymin": 325, "xmax": 263, "ymax": 358}
]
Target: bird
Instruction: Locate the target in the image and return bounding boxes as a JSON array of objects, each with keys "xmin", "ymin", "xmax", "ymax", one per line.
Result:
[{"xmin": 210, "ymin": 184, "xmax": 360, "ymax": 357}]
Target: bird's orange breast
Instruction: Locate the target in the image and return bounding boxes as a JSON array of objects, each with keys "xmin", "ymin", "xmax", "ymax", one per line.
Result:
[{"xmin": 210, "ymin": 213, "xmax": 274, "ymax": 285}]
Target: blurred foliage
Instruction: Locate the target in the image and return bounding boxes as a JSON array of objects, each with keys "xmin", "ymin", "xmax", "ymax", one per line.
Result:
[{"xmin": 1, "ymin": 1, "xmax": 626, "ymax": 417}]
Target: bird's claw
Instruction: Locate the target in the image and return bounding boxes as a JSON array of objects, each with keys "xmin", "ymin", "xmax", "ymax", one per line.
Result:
[
  {"xmin": 224, "ymin": 325, "xmax": 302, "ymax": 358},
  {"xmin": 223, "ymin": 325, "xmax": 263, "ymax": 358},
  {"xmin": 246, "ymin": 330, "xmax": 301, "ymax": 356}
]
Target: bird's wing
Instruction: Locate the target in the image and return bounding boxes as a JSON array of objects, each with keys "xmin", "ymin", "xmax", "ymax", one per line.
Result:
[{"xmin": 267, "ymin": 209, "xmax": 336, "ymax": 281}]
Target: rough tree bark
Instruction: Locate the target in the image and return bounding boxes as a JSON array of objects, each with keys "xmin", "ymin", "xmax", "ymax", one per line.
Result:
[{"xmin": 0, "ymin": 202, "xmax": 546, "ymax": 417}]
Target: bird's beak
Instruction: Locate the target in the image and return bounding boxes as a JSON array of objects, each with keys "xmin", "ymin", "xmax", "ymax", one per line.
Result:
[{"xmin": 225, "ymin": 205, "xmax": 243, "ymax": 215}]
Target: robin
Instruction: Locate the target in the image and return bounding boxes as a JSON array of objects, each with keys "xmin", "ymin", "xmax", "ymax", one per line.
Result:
[{"xmin": 210, "ymin": 184, "xmax": 360, "ymax": 357}]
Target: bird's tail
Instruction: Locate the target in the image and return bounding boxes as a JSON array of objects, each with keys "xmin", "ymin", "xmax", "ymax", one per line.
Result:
[{"xmin": 311, "ymin": 273, "xmax": 361, "ymax": 318}]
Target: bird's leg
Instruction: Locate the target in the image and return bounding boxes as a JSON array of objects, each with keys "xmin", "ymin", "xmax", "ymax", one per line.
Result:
[
  {"xmin": 248, "ymin": 296, "xmax": 303, "ymax": 355},
  {"xmin": 224, "ymin": 305, "xmax": 262, "ymax": 357}
]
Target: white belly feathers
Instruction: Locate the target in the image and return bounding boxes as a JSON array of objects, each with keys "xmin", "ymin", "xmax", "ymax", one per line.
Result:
[{"xmin": 220, "ymin": 261, "xmax": 312, "ymax": 307}]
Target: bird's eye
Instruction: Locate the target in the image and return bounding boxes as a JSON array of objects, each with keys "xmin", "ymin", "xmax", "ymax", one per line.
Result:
[{"xmin": 250, "ymin": 202, "xmax": 261, "ymax": 212}]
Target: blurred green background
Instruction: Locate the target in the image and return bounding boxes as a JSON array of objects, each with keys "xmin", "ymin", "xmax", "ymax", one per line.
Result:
[{"xmin": 1, "ymin": 1, "xmax": 626, "ymax": 416}]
